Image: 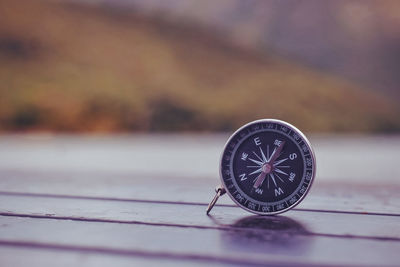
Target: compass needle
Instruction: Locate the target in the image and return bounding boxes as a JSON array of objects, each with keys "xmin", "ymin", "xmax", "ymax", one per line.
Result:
[{"xmin": 253, "ymin": 171, "xmax": 267, "ymax": 188}]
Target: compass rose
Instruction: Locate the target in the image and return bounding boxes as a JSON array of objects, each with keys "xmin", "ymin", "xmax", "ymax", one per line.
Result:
[{"xmin": 247, "ymin": 141, "xmax": 288, "ymax": 191}]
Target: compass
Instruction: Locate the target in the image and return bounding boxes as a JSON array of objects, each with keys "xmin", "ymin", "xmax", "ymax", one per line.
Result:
[{"xmin": 206, "ymin": 119, "xmax": 316, "ymax": 215}]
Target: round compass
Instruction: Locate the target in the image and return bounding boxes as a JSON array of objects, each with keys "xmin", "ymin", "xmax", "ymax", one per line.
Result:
[{"xmin": 207, "ymin": 119, "xmax": 316, "ymax": 215}]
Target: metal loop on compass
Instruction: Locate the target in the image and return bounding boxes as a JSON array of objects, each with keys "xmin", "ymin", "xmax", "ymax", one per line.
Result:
[{"xmin": 206, "ymin": 186, "xmax": 226, "ymax": 215}]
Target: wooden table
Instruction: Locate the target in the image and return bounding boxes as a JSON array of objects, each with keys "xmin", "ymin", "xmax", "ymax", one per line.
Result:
[{"xmin": 0, "ymin": 135, "xmax": 399, "ymax": 266}]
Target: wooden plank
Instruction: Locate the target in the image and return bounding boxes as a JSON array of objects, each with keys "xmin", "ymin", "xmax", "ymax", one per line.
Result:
[
  {"xmin": 0, "ymin": 194, "xmax": 399, "ymax": 239},
  {"xmin": 0, "ymin": 246, "xmax": 217, "ymax": 267},
  {"xmin": 0, "ymin": 134, "xmax": 399, "ymax": 184},
  {"xmin": 0, "ymin": 135, "xmax": 399, "ymax": 215},
  {"xmin": 0, "ymin": 135, "xmax": 399, "ymax": 266},
  {"xmin": 0, "ymin": 215, "xmax": 399, "ymax": 267},
  {"xmin": 0, "ymin": 169, "xmax": 399, "ymax": 215}
]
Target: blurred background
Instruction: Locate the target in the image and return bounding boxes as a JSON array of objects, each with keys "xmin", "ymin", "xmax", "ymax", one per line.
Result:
[
  {"xmin": 1, "ymin": 0, "xmax": 400, "ymax": 133},
  {"xmin": 1, "ymin": 2, "xmax": 399, "ymax": 265}
]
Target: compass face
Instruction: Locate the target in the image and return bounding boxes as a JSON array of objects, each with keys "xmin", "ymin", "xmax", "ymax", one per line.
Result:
[{"xmin": 220, "ymin": 119, "xmax": 316, "ymax": 215}]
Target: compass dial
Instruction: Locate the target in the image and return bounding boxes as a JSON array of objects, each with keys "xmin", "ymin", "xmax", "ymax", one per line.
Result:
[{"xmin": 220, "ymin": 119, "xmax": 316, "ymax": 215}]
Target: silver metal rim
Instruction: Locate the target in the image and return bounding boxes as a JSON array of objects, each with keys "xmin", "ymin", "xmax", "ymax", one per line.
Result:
[{"xmin": 219, "ymin": 119, "xmax": 317, "ymax": 215}]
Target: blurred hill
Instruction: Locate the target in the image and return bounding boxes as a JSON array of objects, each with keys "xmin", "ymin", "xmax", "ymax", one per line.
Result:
[
  {"xmin": 0, "ymin": 0, "xmax": 399, "ymax": 132},
  {"xmin": 124, "ymin": 0, "xmax": 400, "ymax": 98}
]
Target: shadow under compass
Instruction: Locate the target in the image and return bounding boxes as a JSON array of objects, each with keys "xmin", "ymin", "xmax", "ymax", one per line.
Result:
[{"xmin": 218, "ymin": 215, "xmax": 313, "ymax": 255}]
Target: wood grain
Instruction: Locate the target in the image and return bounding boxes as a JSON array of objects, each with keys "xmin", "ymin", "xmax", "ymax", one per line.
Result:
[{"xmin": 0, "ymin": 135, "xmax": 399, "ymax": 266}]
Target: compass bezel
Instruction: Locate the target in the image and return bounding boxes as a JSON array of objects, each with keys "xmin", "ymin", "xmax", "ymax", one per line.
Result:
[{"xmin": 219, "ymin": 119, "xmax": 316, "ymax": 215}]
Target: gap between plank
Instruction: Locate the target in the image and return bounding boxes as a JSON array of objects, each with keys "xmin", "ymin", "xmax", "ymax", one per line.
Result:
[
  {"xmin": 1, "ymin": 212, "xmax": 399, "ymax": 242},
  {"xmin": 0, "ymin": 191, "xmax": 399, "ymax": 217}
]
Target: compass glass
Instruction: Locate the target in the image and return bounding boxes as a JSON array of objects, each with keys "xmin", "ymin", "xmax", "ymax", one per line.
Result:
[{"xmin": 220, "ymin": 119, "xmax": 315, "ymax": 215}]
